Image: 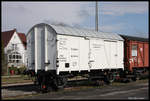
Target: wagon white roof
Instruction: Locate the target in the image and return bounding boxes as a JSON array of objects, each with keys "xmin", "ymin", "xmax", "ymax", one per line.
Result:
[
  {"xmin": 51, "ymin": 25, "xmax": 123, "ymax": 41},
  {"xmin": 27, "ymin": 23, "xmax": 124, "ymax": 41}
]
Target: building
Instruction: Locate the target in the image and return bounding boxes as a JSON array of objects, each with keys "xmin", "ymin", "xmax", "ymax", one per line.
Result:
[{"xmin": 1, "ymin": 29, "xmax": 27, "ymax": 68}]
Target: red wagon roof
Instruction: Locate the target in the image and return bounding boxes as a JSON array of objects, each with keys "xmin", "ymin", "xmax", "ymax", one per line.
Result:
[{"xmin": 120, "ymin": 35, "xmax": 149, "ymax": 42}]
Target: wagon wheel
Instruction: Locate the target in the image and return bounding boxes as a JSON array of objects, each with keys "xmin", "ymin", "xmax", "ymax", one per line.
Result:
[
  {"xmin": 103, "ymin": 73, "xmax": 115, "ymax": 85},
  {"xmin": 57, "ymin": 76, "xmax": 68, "ymax": 89},
  {"xmin": 131, "ymin": 72, "xmax": 137, "ymax": 81},
  {"xmin": 108, "ymin": 73, "xmax": 115, "ymax": 83},
  {"xmin": 131, "ymin": 76, "xmax": 137, "ymax": 81},
  {"xmin": 136, "ymin": 73, "xmax": 141, "ymax": 80}
]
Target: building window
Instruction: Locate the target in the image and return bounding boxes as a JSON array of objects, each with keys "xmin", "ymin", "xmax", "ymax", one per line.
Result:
[
  {"xmin": 12, "ymin": 44, "xmax": 18, "ymax": 50},
  {"xmin": 18, "ymin": 55, "xmax": 21, "ymax": 59},
  {"xmin": 9, "ymin": 55, "xmax": 12, "ymax": 59},
  {"xmin": 8, "ymin": 52, "xmax": 22, "ymax": 63},
  {"xmin": 13, "ymin": 55, "xmax": 15, "ymax": 58},
  {"xmin": 16, "ymin": 60, "xmax": 20, "ymax": 63},
  {"xmin": 16, "ymin": 55, "xmax": 18, "ymax": 59},
  {"xmin": 132, "ymin": 45, "xmax": 137, "ymax": 56}
]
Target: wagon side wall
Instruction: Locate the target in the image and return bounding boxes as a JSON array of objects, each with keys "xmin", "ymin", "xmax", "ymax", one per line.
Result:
[
  {"xmin": 124, "ymin": 39, "xmax": 149, "ymax": 71},
  {"xmin": 144, "ymin": 42, "xmax": 149, "ymax": 67},
  {"xmin": 57, "ymin": 34, "xmax": 124, "ymax": 74}
]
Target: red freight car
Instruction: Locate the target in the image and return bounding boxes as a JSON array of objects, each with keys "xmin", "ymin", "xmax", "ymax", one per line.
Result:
[{"xmin": 121, "ymin": 35, "xmax": 149, "ymax": 73}]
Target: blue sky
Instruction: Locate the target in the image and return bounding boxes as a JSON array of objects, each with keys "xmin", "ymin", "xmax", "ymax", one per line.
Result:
[{"xmin": 2, "ymin": 1, "xmax": 148, "ymax": 38}]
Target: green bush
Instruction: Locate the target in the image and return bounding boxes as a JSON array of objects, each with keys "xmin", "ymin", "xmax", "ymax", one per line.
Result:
[
  {"xmin": 18, "ymin": 66, "xmax": 26, "ymax": 74},
  {"xmin": 8, "ymin": 66, "xmax": 27, "ymax": 75}
]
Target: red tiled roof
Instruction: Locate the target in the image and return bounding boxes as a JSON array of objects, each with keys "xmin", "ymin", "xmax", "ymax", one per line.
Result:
[
  {"xmin": 18, "ymin": 33, "xmax": 27, "ymax": 49},
  {"xmin": 1, "ymin": 29, "xmax": 27, "ymax": 49},
  {"xmin": 1, "ymin": 29, "xmax": 16, "ymax": 47}
]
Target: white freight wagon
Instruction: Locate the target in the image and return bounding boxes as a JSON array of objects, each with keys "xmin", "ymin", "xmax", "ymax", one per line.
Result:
[{"xmin": 26, "ymin": 23, "xmax": 124, "ymax": 91}]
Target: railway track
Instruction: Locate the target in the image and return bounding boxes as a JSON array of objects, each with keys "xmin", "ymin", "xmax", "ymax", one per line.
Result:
[
  {"xmin": 2, "ymin": 78, "xmax": 102, "ymax": 98},
  {"xmin": 2, "ymin": 78, "xmax": 148, "ymax": 99}
]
